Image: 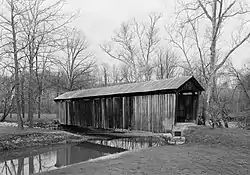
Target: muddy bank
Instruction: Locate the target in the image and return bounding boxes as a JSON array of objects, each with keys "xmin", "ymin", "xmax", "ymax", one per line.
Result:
[{"xmin": 0, "ymin": 128, "xmax": 90, "ymax": 155}]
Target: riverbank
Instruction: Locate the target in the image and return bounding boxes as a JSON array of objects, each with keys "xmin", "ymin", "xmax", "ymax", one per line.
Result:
[
  {"xmin": 37, "ymin": 126, "xmax": 250, "ymax": 175},
  {"xmin": 0, "ymin": 123, "xmax": 90, "ymax": 160}
]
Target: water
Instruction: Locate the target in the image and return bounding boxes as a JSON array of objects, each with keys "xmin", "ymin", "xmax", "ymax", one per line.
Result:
[
  {"xmin": 0, "ymin": 142, "xmax": 125, "ymax": 175},
  {"xmin": 0, "ymin": 137, "xmax": 163, "ymax": 175},
  {"xmin": 88, "ymin": 136, "xmax": 164, "ymax": 151}
]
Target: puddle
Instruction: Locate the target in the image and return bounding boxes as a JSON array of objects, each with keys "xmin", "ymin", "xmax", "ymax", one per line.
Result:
[
  {"xmin": 0, "ymin": 142, "xmax": 125, "ymax": 175},
  {"xmin": 88, "ymin": 136, "xmax": 164, "ymax": 151}
]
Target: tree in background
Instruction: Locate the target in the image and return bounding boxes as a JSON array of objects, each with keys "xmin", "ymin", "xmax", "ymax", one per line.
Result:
[
  {"xmin": 101, "ymin": 13, "xmax": 162, "ymax": 82},
  {"xmin": 170, "ymin": 0, "xmax": 250, "ymax": 121},
  {"xmin": 0, "ymin": 0, "xmax": 76, "ymax": 127},
  {"xmin": 55, "ymin": 28, "xmax": 95, "ymax": 91},
  {"xmin": 155, "ymin": 47, "xmax": 179, "ymax": 79},
  {"xmin": 0, "ymin": 70, "xmax": 15, "ymax": 122},
  {"xmin": 0, "ymin": 0, "xmax": 29, "ymax": 129},
  {"xmin": 229, "ymin": 62, "xmax": 250, "ymax": 111},
  {"xmin": 21, "ymin": 0, "xmax": 75, "ymax": 127}
]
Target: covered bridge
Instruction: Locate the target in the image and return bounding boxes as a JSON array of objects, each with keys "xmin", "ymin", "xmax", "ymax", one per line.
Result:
[{"xmin": 54, "ymin": 76, "xmax": 204, "ymax": 133}]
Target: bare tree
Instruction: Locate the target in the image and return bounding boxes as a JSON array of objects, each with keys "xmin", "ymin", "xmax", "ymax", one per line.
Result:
[
  {"xmin": 133, "ymin": 13, "xmax": 162, "ymax": 81},
  {"xmin": 100, "ymin": 63, "xmax": 110, "ymax": 86},
  {"xmin": 0, "ymin": 0, "xmax": 29, "ymax": 129},
  {"xmin": 56, "ymin": 28, "xmax": 95, "ymax": 91},
  {"xmin": 100, "ymin": 22, "xmax": 138, "ymax": 82},
  {"xmin": 111, "ymin": 64, "xmax": 123, "ymax": 84},
  {"xmin": 155, "ymin": 47, "xmax": 179, "ymax": 79},
  {"xmin": 0, "ymin": 70, "xmax": 15, "ymax": 122},
  {"xmin": 229, "ymin": 62, "xmax": 250, "ymax": 106},
  {"xmin": 171, "ymin": 0, "xmax": 250, "ymax": 120},
  {"xmin": 20, "ymin": 0, "xmax": 75, "ymax": 127},
  {"xmin": 101, "ymin": 13, "xmax": 162, "ymax": 82}
]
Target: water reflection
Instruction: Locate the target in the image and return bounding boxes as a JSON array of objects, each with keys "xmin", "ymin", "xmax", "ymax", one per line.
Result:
[
  {"xmin": 0, "ymin": 142, "xmax": 125, "ymax": 175},
  {"xmin": 0, "ymin": 151, "xmax": 57, "ymax": 175},
  {"xmin": 89, "ymin": 137, "xmax": 163, "ymax": 151}
]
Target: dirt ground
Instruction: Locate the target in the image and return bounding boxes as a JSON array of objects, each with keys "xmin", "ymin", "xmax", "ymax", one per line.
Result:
[{"xmin": 37, "ymin": 127, "xmax": 250, "ymax": 175}]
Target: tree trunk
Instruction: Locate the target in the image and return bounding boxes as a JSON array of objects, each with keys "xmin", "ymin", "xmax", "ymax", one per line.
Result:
[
  {"xmin": 206, "ymin": 0, "xmax": 218, "ymax": 122},
  {"xmin": 20, "ymin": 75, "xmax": 25, "ymax": 118},
  {"xmin": 37, "ymin": 92, "xmax": 41, "ymax": 119},
  {"xmin": 0, "ymin": 103, "xmax": 12, "ymax": 122},
  {"xmin": 17, "ymin": 158, "xmax": 24, "ymax": 175},
  {"xmin": 28, "ymin": 61, "xmax": 34, "ymax": 127},
  {"xmin": 11, "ymin": 3, "xmax": 23, "ymax": 129},
  {"xmin": 29, "ymin": 156, "xmax": 34, "ymax": 174}
]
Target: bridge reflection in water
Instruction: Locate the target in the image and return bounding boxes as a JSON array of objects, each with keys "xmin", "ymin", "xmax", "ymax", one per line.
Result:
[
  {"xmin": 0, "ymin": 142, "xmax": 125, "ymax": 175},
  {"xmin": 88, "ymin": 136, "xmax": 163, "ymax": 151},
  {"xmin": 0, "ymin": 137, "xmax": 162, "ymax": 175}
]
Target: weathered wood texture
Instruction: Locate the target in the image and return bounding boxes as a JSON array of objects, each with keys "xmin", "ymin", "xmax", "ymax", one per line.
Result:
[
  {"xmin": 132, "ymin": 94, "xmax": 176, "ymax": 132},
  {"xmin": 57, "ymin": 94, "xmax": 176, "ymax": 133}
]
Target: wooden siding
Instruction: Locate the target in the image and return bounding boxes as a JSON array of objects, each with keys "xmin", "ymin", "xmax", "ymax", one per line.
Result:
[
  {"xmin": 57, "ymin": 94, "xmax": 176, "ymax": 133},
  {"xmin": 133, "ymin": 94, "xmax": 175, "ymax": 132}
]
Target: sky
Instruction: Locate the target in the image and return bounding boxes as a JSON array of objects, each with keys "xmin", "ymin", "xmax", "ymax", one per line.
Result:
[{"xmin": 63, "ymin": 0, "xmax": 250, "ymax": 69}]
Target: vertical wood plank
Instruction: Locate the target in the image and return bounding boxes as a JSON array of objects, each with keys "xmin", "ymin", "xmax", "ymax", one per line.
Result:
[
  {"xmin": 101, "ymin": 98, "xmax": 105, "ymax": 128},
  {"xmin": 148, "ymin": 95, "xmax": 151, "ymax": 132},
  {"xmin": 122, "ymin": 97, "xmax": 125, "ymax": 129},
  {"xmin": 92, "ymin": 99, "xmax": 96, "ymax": 128},
  {"xmin": 160, "ymin": 94, "xmax": 163, "ymax": 132},
  {"xmin": 140, "ymin": 96, "xmax": 143, "ymax": 130},
  {"xmin": 175, "ymin": 93, "xmax": 179, "ymax": 126},
  {"xmin": 145, "ymin": 96, "xmax": 148, "ymax": 131},
  {"xmin": 105, "ymin": 98, "xmax": 109, "ymax": 128},
  {"xmin": 152, "ymin": 95, "xmax": 155, "ymax": 132},
  {"xmin": 153, "ymin": 95, "xmax": 157, "ymax": 132},
  {"xmin": 112, "ymin": 97, "xmax": 115, "ymax": 129},
  {"xmin": 173, "ymin": 94, "xmax": 176, "ymax": 126},
  {"xmin": 134, "ymin": 96, "xmax": 137, "ymax": 130}
]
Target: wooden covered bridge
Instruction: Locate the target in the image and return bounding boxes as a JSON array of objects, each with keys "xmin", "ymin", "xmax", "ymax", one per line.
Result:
[{"xmin": 54, "ymin": 76, "xmax": 204, "ymax": 133}]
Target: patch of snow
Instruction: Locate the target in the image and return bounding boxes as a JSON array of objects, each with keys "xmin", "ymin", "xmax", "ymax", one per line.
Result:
[
  {"xmin": 168, "ymin": 136, "xmax": 186, "ymax": 145},
  {"xmin": 160, "ymin": 133, "xmax": 172, "ymax": 138},
  {"xmin": 0, "ymin": 122, "xmax": 18, "ymax": 127},
  {"xmin": 0, "ymin": 122, "xmax": 28, "ymax": 128}
]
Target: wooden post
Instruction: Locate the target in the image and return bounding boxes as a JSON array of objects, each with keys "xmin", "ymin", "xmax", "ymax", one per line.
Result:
[
  {"xmin": 101, "ymin": 98, "xmax": 105, "ymax": 128},
  {"xmin": 105, "ymin": 98, "xmax": 109, "ymax": 128},
  {"xmin": 65, "ymin": 102, "xmax": 68, "ymax": 125},
  {"xmin": 112, "ymin": 97, "xmax": 116, "ymax": 129},
  {"xmin": 195, "ymin": 92, "xmax": 200, "ymax": 124},
  {"xmin": 140, "ymin": 96, "xmax": 142, "ymax": 131},
  {"xmin": 174, "ymin": 92, "xmax": 179, "ymax": 126},
  {"xmin": 134, "ymin": 96, "xmax": 137, "ymax": 130},
  {"xmin": 148, "ymin": 95, "xmax": 151, "ymax": 132},
  {"xmin": 92, "ymin": 99, "xmax": 96, "ymax": 128},
  {"xmin": 122, "ymin": 97, "xmax": 125, "ymax": 130}
]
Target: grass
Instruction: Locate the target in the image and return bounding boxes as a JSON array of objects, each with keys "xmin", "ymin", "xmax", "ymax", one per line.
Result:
[
  {"xmin": 1, "ymin": 113, "xmax": 57, "ymax": 124},
  {"xmin": 37, "ymin": 126, "xmax": 250, "ymax": 175}
]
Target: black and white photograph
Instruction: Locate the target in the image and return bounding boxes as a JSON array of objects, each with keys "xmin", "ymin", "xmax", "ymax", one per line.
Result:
[{"xmin": 0, "ymin": 0, "xmax": 249, "ymax": 174}]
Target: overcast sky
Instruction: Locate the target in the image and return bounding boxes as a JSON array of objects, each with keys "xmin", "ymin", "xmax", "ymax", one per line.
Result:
[{"xmin": 63, "ymin": 0, "xmax": 249, "ymax": 69}]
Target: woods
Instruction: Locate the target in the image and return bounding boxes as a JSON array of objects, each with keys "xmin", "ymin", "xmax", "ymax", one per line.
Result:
[{"xmin": 0, "ymin": 0, "xmax": 250, "ymax": 128}]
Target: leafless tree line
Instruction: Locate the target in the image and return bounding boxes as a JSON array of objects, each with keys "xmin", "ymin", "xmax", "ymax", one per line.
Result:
[
  {"xmin": 100, "ymin": 13, "xmax": 179, "ymax": 83},
  {"xmin": 0, "ymin": 0, "xmax": 94, "ymax": 128},
  {"xmin": 167, "ymin": 0, "xmax": 250, "ymax": 122},
  {"xmin": 0, "ymin": 0, "xmax": 250, "ymax": 128}
]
